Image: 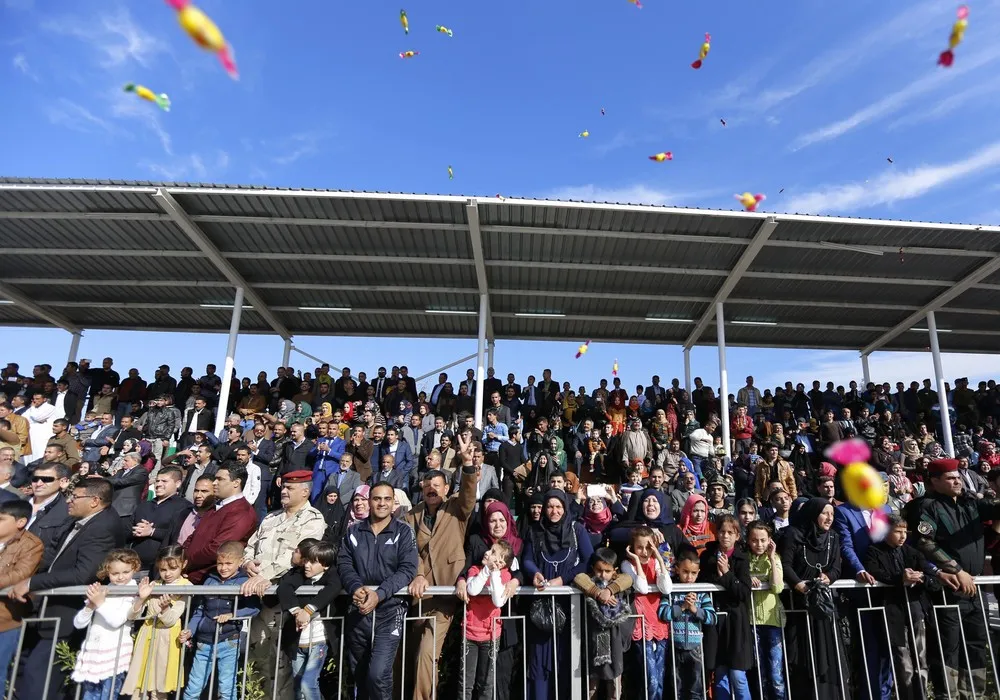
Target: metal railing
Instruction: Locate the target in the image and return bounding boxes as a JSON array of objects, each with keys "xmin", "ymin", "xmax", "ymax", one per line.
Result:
[{"xmin": 7, "ymin": 577, "xmax": 1000, "ymax": 700}]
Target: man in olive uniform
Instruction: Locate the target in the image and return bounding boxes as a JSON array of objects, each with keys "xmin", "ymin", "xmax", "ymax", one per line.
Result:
[{"xmin": 905, "ymin": 458, "xmax": 1000, "ymax": 698}]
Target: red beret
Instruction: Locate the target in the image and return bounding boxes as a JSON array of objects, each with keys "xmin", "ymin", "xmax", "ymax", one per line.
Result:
[
  {"xmin": 928, "ymin": 458, "xmax": 960, "ymax": 476},
  {"xmin": 282, "ymin": 470, "xmax": 313, "ymax": 483}
]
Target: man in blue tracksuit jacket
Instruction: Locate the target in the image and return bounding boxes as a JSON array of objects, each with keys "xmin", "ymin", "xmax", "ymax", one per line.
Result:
[{"xmin": 337, "ymin": 480, "xmax": 418, "ymax": 700}]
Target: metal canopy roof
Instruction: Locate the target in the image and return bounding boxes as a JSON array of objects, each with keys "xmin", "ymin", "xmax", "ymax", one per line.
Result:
[{"xmin": 1, "ymin": 177, "xmax": 998, "ymax": 355}]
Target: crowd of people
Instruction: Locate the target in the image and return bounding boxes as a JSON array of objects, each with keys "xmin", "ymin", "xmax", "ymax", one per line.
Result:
[{"xmin": 1, "ymin": 357, "xmax": 1000, "ymax": 700}]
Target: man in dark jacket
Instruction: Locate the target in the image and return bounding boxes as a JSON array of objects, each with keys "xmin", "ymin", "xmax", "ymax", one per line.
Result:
[
  {"xmin": 26, "ymin": 462, "xmax": 73, "ymax": 569},
  {"xmin": 130, "ymin": 466, "xmax": 192, "ymax": 572},
  {"xmin": 11, "ymin": 477, "xmax": 125, "ymax": 699},
  {"xmin": 106, "ymin": 452, "xmax": 149, "ymax": 529},
  {"xmin": 337, "ymin": 481, "xmax": 417, "ymax": 700}
]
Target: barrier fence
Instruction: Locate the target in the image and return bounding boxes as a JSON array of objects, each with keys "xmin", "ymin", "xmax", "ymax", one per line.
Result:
[{"xmin": 7, "ymin": 577, "xmax": 1000, "ymax": 700}]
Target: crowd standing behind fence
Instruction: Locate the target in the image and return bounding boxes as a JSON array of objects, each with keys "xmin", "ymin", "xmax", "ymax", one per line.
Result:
[{"xmin": 0, "ymin": 358, "xmax": 999, "ymax": 700}]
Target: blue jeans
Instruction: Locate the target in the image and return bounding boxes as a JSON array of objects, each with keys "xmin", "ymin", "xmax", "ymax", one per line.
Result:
[
  {"xmin": 183, "ymin": 638, "xmax": 240, "ymax": 700},
  {"xmin": 293, "ymin": 644, "xmax": 326, "ymax": 700},
  {"xmin": 714, "ymin": 666, "xmax": 750, "ymax": 700},
  {"xmin": 81, "ymin": 672, "xmax": 126, "ymax": 700},
  {"xmin": 640, "ymin": 639, "xmax": 667, "ymax": 700},
  {"xmin": 754, "ymin": 625, "xmax": 786, "ymax": 700},
  {"xmin": 0, "ymin": 627, "xmax": 20, "ymax": 695}
]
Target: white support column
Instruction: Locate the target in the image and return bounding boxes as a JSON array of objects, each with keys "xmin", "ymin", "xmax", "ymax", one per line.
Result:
[
  {"xmin": 67, "ymin": 331, "xmax": 83, "ymax": 364},
  {"xmin": 716, "ymin": 302, "xmax": 732, "ymax": 463},
  {"xmin": 474, "ymin": 294, "xmax": 488, "ymax": 429},
  {"xmin": 282, "ymin": 338, "xmax": 292, "ymax": 367},
  {"xmin": 861, "ymin": 354, "xmax": 871, "ymax": 386},
  {"xmin": 927, "ymin": 311, "xmax": 955, "ymax": 457},
  {"xmin": 683, "ymin": 347, "xmax": 692, "ymax": 395},
  {"xmin": 487, "ymin": 340, "xmax": 495, "ymax": 371},
  {"xmin": 214, "ymin": 287, "xmax": 244, "ymax": 437}
]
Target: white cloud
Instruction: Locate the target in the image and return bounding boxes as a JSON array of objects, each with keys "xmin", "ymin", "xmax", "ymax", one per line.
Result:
[
  {"xmin": 889, "ymin": 77, "xmax": 1000, "ymax": 129},
  {"xmin": 44, "ymin": 8, "xmax": 168, "ymax": 68},
  {"xmin": 792, "ymin": 46, "xmax": 1000, "ymax": 149},
  {"xmin": 781, "ymin": 140, "xmax": 1000, "ymax": 214},
  {"xmin": 141, "ymin": 154, "xmax": 209, "ymax": 181},
  {"xmin": 11, "ymin": 53, "xmax": 37, "ymax": 80},
  {"xmin": 45, "ymin": 99, "xmax": 117, "ymax": 135},
  {"xmin": 272, "ymin": 132, "xmax": 329, "ymax": 165},
  {"xmin": 544, "ymin": 184, "xmax": 705, "ymax": 206},
  {"xmin": 702, "ymin": 0, "xmax": 945, "ymax": 117}
]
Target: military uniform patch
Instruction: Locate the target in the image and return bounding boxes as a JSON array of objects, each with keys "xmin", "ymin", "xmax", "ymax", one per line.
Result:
[{"xmin": 917, "ymin": 521, "xmax": 933, "ymax": 535}]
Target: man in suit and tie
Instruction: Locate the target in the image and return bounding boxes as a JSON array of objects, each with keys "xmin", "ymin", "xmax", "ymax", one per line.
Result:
[
  {"xmin": 538, "ymin": 369, "xmax": 560, "ymax": 413},
  {"xmin": 521, "ymin": 375, "xmax": 540, "ymax": 410},
  {"xmin": 382, "ymin": 426, "xmax": 415, "ymax": 487},
  {"xmin": 11, "ymin": 477, "xmax": 125, "ymax": 699},
  {"xmin": 26, "ymin": 463, "xmax": 73, "ymax": 569},
  {"xmin": 429, "ymin": 373, "xmax": 448, "ymax": 409},
  {"xmin": 371, "ymin": 367, "xmax": 391, "ymax": 405},
  {"xmin": 420, "ymin": 418, "xmax": 449, "ymax": 464},
  {"xmin": 180, "ymin": 396, "xmax": 213, "ymax": 450},
  {"xmin": 325, "ymin": 452, "xmax": 362, "ymax": 504}
]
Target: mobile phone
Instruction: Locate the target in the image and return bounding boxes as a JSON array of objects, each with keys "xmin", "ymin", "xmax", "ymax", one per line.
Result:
[{"xmin": 586, "ymin": 484, "xmax": 606, "ymax": 499}]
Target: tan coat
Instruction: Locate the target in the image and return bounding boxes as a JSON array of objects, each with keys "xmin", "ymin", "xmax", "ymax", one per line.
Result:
[
  {"xmin": 243, "ymin": 503, "xmax": 327, "ymax": 580},
  {"xmin": 48, "ymin": 432, "xmax": 80, "ymax": 465},
  {"xmin": 405, "ymin": 466, "xmax": 477, "ymax": 586},
  {"xmin": 0, "ymin": 530, "xmax": 44, "ymax": 631},
  {"xmin": 5, "ymin": 413, "xmax": 30, "ymax": 457},
  {"xmin": 754, "ymin": 458, "xmax": 797, "ymax": 502}
]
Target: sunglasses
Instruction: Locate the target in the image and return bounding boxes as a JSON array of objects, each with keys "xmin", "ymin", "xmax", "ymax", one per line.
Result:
[{"xmin": 30, "ymin": 475, "xmax": 57, "ymax": 483}]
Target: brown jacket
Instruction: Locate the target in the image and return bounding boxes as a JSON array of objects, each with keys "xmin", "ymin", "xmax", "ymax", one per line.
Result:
[
  {"xmin": 345, "ymin": 438, "xmax": 374, "ymax": 485},
  {"xmin": 5, "ymin": 414, "xmax": 30, "ymax": 458},
  {"xmin": 754, "ymin": 458, "xmax": 797, "ymax": 502},
  {"xmin": 47, "ymin": 433, "xmax": 80, "ymax": 466},
  {"xmin": 405, "ymin": 465, "xmax": 478, "ymax": 587},
  {"xmin": 0, "ymin": 530, "xmax": 44, "ymax": 631}
]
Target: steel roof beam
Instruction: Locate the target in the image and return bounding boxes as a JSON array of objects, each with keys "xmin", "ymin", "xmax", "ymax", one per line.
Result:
[
  {"xmin": 684, "ymin": 217, "xmax": 778, "ymax": 350},
  {"xmin": 151, "ymin": 188, "xmax": 292, "ymax": 341},
  {"xmin": 0, "ymin": 282, "xmax": 81, "ymax": 334},
  {"xmin": 860, "ymin": 253, "xmax": 1000, "ymax": 355}
]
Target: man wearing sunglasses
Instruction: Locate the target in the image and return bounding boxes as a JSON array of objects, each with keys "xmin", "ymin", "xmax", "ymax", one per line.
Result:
[{"xmin": 25, "ymin": 463, "xmax": 72, "ymax": 569}]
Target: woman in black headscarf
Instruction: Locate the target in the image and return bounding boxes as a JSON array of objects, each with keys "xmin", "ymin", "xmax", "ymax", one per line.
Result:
[
  {"xmin": 607, "ymin": 488, "xmax": 688, "ymax": 566},
  {"xmin": 522, "ymin": 490, "xmax": 593, "ymax": 700},
  {"xmin": 777, "ymin": 497, "xmax": 846, "ymax": 700}
]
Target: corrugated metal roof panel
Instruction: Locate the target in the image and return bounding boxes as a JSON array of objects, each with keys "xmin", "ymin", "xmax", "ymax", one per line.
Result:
[
  {"xmin": 0, "ymin": 186, "xmax": 158, "ymax": 214},
  {"xmin": 260, "ymin": 287, "xmax": 478, "ymax": 311},
  {"xmin": 0, "ymin": 217, "xmax": 191, "ymax": 251},
  {"xmin": 0, "ymin": 253, "xmax": 222, "ymax": 282},
  {"xmin": 774, "ymin": 219, "xmax": 1000, "ymax": 253},
  {"xmin": 488, "ymin": 266, "xmax": 723, "ymax": 297},
  {"xmin": 750, "ymin": 246, "xmax": 979, "ymax": 281},
  {"xmin": 484, "ymin": 230, "xmax": 741, "ymax": 270},
  {"xmin": 172, "ymin": 191, "xmax": 468, "ymax": 224},
  {"xmin": 198, "ymin": 220, "xmax": 470, "ymax": 258},
  {"xmin": 0, "ymin": 305, "xmax": 42, "ymax": 324},
  {"xmin": 949, "ymin": 288, "xmax": 997, "ymax": 310},
  {"xmin": 479, "ymin": 202, "xmax": 759, "ymax": 239},
  {"xmin": 731, "ymin": 276, "xmax": 941, "ymax": 307},
  {"xmin": 18, "ymin": 284, "xmax": 214, "ymax": 305},
  {"xmin": 232, "ymin": 257, "xmax": 477, "ymax": 288}
]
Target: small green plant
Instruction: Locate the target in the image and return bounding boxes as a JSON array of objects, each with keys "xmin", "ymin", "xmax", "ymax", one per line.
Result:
[
  {"xmin": 54, "ymin": 641, "xmax": 77, "ymax": 688},
  {"xmin": 237, "ymin": 660, "xmax": 267, "ymax": 700}
]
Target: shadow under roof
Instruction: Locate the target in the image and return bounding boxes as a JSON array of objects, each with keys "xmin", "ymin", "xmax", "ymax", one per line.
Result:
[{"xmin": 0, "ymin": 177, "xmax": 998, "ymax": 355}]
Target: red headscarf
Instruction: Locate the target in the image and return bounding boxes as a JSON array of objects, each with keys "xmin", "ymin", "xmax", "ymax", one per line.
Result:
[
  {"xmin": 679, "ymin": 494, "xmax": 711, "ymax": 536},
  {"xmin": 582, "ymin": 497, "xmax": 613, "ymax": 535},
  {"xmin": 482, "ymin": 501, "xmax": 522, "ymax": 555}
]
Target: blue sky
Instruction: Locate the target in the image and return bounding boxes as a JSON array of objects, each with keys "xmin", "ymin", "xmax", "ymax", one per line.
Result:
[{"xmin": 1, "ymin": 0, "xmax": 998, "ymax": 394}]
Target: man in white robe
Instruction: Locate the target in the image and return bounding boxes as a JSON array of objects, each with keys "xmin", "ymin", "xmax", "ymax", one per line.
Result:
[{"xmin": 22, "ymin": 392, "xmax": 56, "ymax": 464}]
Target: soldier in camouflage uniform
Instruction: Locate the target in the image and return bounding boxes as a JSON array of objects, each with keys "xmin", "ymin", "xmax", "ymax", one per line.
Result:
[{"xmin": 904, "ymin": 458, "xmax": 1000, "ymax": 699}]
